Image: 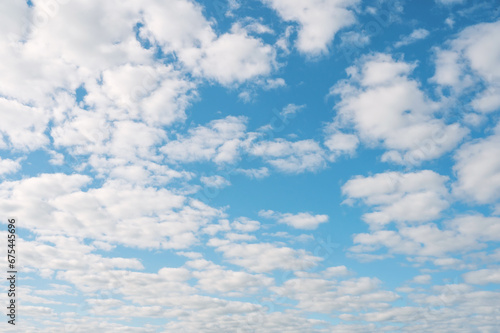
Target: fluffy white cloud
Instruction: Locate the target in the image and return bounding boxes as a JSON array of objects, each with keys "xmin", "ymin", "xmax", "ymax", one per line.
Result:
[
  {"xmin": 323, "ymin": 129, "xmax": 359, "ymax": 160},
  {"xmin": 234, "ymin": 167, "xmax": 270, "ymax": 179},
  {"xmin": 188, "ymin": 259, "xmax": 274, "ymax": 296},
  {"xmin": 0, "ymin": 98, "xmax": 50, "ymax": 150},
  {"xmin": 435, "ymin": 0, "xmax": 466, "ymax": 4},
  {"xmin": 0, "ymin": 158, "xmax": 21, "ymax": 176},
  {"xmin": 162, "ymin": 116, "xmax": 248, "ymax": 164},
  {"xmin": 184, "ymin": 29, "xmax": 277, "ymax": 85},
  {"xmin": 259, "ymin": 210, "xmax": 329, "ymax": 229},
  {"xmin": 272, "ymin": 275, "xmax": 398, "ymax": 313},
  {"xmin": 261, "ymin": 0, "xmax": 360, "ymax": 55},
  {"xmin": 331, "ymin": 53, "xmax": 468, "ymax": 165},
  {"xmin": 208, "ymin": 239, "xmax": 322, "ymax": 272},
  {"xmin": 342, "ymin": 170, "xmax": 450, "ymax": 227},
  {"xmin": 349, "ymin": 214, "xmax": 500, "ymax": 260},
  {"xmin": 411, "ymin": 274, "xmax": 432, "ymax": 284},
  {"xmin": 433, "ymin": 20, "xmax": 500, "ymax": 113},
  {"xmin": 249, "ymin": 138, "xmax": 326, "ymax": 173},
  {"xmin": 84, "ymin": 64, "xmax": 196, "ymax": 126},
  {"xmin": 200, "ymin": 175, "xmax": 231, "ymax": 189},
  {"xmin": 140, "ymin": 0, "xmax": 276, "ymax": 85},
  {"xmin": 0, "ymin": 173, "xmax": 222, "ymax": 249},
  {"xmin": 463, "ymin": 268, "xmax": 500, "ymax": 285},
  {"xmin": 453, "ymin": 124, "xmax": 500, "ymax": 205},
  {"xmin": 231, "ymin": 218, "xmax": 261, "ymax": 232}
]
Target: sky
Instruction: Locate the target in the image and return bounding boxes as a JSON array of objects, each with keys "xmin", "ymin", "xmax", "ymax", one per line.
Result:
[{"xmin": 0, "ymin": 0, "xmax": 500, "ymax": 332}]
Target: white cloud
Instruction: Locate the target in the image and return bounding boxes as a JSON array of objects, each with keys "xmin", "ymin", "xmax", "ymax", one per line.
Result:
[
  {"xmin": 0, "ymin": 173, "xmax": 223, "ymax": 249},
  {"xmin": 280, "ymin": 103, "xmax": 305, "ymax": 118},
  {"xmin": 394, "ymin": 28, "xmax": 430, "ymax": 48},
  {"xmin": 342, "ymin": 170, "xmax": 450, "ymax": 227},
  {"xmin": 185, "ymin": 29, "xmax": 277, "ymax": 85},
  {"xmin": 435, "ymin": 0, "xmax": 466, "ymax": 5},
  {"xmin": 231, "ymin": 218, "xmax": 261, "ymax": 232},
  {"xmin": 411, "ymin": 274, "xmax": 432, "ymax": 284},
  {"xmin": 433, "ymin": 20, "xmax": 500, "ymax": 113},
  {"xmin": 331, "ymin": 53, "xmax": 468, "ymax": 165},
  {"xmin": 200, "ymin": 175, "xmax": 231, "ymax": 189},
  {"xmin": 453, "ymin": 124, "xmax": 500, "ymax": 205},
  {"xmin": 162, "ymin": 116, "xmax": 248, "ymax": 164},
  {"xmin": 234, "ymin": 167, "xmax": 270, "ymax": 179},
  {"xmin": 188, "ymin": 259, "xmax": 274, "ymax": 296},
  {"xmin": 140, "ymin": 0, "xmax": 276, "ymax": 85},
  {"xmin": 261, "ymin": 0, "xmax": 360, "ymax": 55},
  {"xmin": 0, "ymin": 158, "xmax": 21, "ymax": 176},
  {"xmin": 0, "ymin": 98, "xmax": 50, "ymax": 150},
  {"xmin": 208, "ymin": 239, "xmax": 322, "ymax": 272},
  {"xmin": 84, "ymin": 64, "xmax": 197, "ymax": 126},
  {"xmin": 272, "ymin": 275, "xmax": 398, "ymax": 313},
  {"xmin": 463, "ymin": 268, "xmax": 500, "ymax": 285},
  {"xmin": 349, "ymin": 214, "xmax": 500, "ymax": 260},
  {"xmin": 249, "ymin": 138, "xmax": 326, "ymax": 173},
  {"xmin": 259, "ymin": 210, "xmax": 329, "ymax": 229},
  {"xmin": 323, "ymin": 128, "xmax": 359, "ymax": 160}
]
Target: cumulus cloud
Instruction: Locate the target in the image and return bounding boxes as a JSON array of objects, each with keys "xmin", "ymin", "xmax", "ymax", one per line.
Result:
[
  {"xmin": 162, "ymin": 116, "xmax": 248, "ymax": 164},
  {"xmin": 140, "ymin": 0, "xmax": 276, "ymax": 85},
  {"xmin": 259, "ymin": 210, "xmax": 329, "ymax": 229},
  {"xmin": 0, "ymin": 173, "xmax": 222, "ymax": 249},
  {"xmin": 200, "ymin": 175, "xmax": 231, "ymax": 189},
  {"xmin": 0, "ymin": 158, "xmax": 21, "ymax": 176},
  {"xmin": 272, "ymin": 275, "xmax": 398, "ymax": 313},
  {"xmin": 208, "ymin": 239, "xmax": 322, "ymax": 272},
  {"xmin": 261, "ymin": 0, "xmax": 360, "ymax": 55},
  {"xmin": 342, "ymin": 170, "xmax": 450, "ymax": 227},
  {"xmin": 463, "ymin": 268, "xmax": 500, "ymax": 285},
  {"xmin": 330, "ymin": 53, "xmax": 468, "ymax": 165},
  {"xmin": 452, "ymin": 124, "xmax": 500, "ymax": 205},
  {"xmin": 433, "ymin": 20, "xmax": 500, "ymax": 113},
  {"xmin": 349, "ymin": 214, "xmax": 500, "ymax": 261},
  {"xmin": 249, "ymin": 138, "xmax": 326, "ymax": 173}
]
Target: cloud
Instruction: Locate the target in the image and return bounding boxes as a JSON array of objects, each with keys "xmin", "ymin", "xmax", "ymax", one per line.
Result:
[
  {"xmin": 140, "ymin": 0, "xmax": 276, "ymax": 85},
  {"xmin": 394, "ymin": 28, "xmax": 430, "ymax": 48},
  {"xmin": 259, "ymin": 210, "xmax": 329, "ymax": 229},
  {"xmin": 432, "ymin": 20, "xmax": 500, "ymax": 113},
  {"xmin": 0, "ymin": 173, "xmax": 223, "ymax": 249},
  {"xmin": 249, "ymin": 138, "xmax": 326, "ymax": 173},
  {"xmin": 330, "ymin": 53, "xmax": 468, "ymax": 165},
  {"xmin": 188, "ymin": 259, "xmax": 274, "ymax": 296},
  {"xmin": 208, "ymin": 239, "xmax": 322, "ymax": 272},
  {"xmin": 411, "ymin": 274, "xmax": 432, "ymax": 284},
  {"xmin": 342, "ymin": 170, "xmax": 450, "ymax": 227},
  {"xmin": 280, "ymin": 103, "xmax": 305, "ymax": 118},
  {"xmin": 0, "ymin": 98, "xmax": 50, "ymax": 150},
  {"xmin": 200, "ymin": 175, "xmax": 231, "ymax": 189},
  {"xmin": 323, "ymin": 126, "xmax": 359, "ymax": 160},
  {"xmin": 271, "ymin": 275, "xmax": 398, "ymax": 313},
  {"xmin": 0, "ymin": 158, "xmax": 21, "ymax": 176},
  {"xmin": 349, "ymin": 214, "xmax": 500, "ymax": 261},
  {"xmin": 84, "ymin": 64, "xmax": 197, "ymax": 126},
  {"xmin": 435, "ymin": 0, "xmax": 466, "ymax": 5},
  {"xmin": 231, "ymin": 218, "xmax": 261, "ymax": 232},
  {"xmin": 452, "ymin": 124, "xmax": 500, "ymax": 205},
  {"xmin": 162, "ymin": 116, "xmax": 248, "ymax": 164},
  {"xmin": 463, "ymin": 268, "xmax": 500, "ymax": 285},
  {"xmin": 261, "ymin": 0, "xmax": 360, "ymax": 55},
  {"xmin": 234, "ymin": 167, "xmax": 270, "ymax": 179}
]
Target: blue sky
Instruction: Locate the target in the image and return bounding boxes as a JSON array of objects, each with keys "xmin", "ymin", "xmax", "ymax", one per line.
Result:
[{"xmin": 1, "ymin": 0, "xmax": 500, "ymax": 331}]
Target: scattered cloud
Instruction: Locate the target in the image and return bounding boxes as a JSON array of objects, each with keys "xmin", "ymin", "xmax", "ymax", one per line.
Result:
[{"xmin": 259, "ymin": 210, "xmax": 329, "ymax": 229}]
